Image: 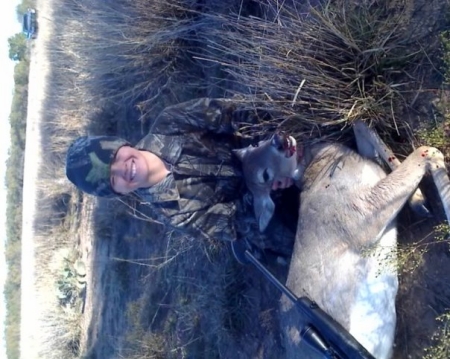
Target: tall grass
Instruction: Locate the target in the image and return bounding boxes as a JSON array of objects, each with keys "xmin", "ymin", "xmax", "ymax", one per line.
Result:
[{"xmin": 198, "ymin": 0, "xmax": 443, "ymax": 145}]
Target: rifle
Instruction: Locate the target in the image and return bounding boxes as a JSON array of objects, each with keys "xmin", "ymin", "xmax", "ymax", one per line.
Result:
[{"xmin": 231, "ymin": 240, "xmax": 375, "ymax": 359}]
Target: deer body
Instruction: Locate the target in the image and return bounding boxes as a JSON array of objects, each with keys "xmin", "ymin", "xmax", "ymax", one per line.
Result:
[
  {"xmin": 282, "ymin": 143, "xmax": 397, "ymax": 359},
  {"xmin": 233, "ymin": 122, "xmax": 450, "ymax": 359}
]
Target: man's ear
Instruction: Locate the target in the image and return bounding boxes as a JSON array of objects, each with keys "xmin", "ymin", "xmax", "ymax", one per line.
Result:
[
  {"xmin": 253, "ymin": 194, "xmax": 275, "ymax": 232},
  {"xmin": 232, "ymin": 148, "xmax": 248, "ymax": 162}
]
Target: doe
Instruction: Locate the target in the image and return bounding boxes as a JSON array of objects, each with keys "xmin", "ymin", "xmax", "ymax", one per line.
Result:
[{"xmin": 233, "ymin": 120, "xmax": 450, "ymax": 359}]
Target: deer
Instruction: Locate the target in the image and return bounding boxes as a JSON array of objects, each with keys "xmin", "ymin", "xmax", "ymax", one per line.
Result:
[{"xmin": 233, "ymin": 120, "xmax": 450, "ymax": 359}]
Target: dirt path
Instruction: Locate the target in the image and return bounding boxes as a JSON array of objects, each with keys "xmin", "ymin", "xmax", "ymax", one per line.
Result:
[{"xmin": 19, "ymin": 0, "xmax": 54, "ymax": 357}]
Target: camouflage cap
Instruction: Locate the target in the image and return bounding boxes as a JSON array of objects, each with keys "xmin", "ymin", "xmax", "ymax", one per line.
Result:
[{"xmin": 65, "ymin": 136, "xmax": 130, "ymax": 197}]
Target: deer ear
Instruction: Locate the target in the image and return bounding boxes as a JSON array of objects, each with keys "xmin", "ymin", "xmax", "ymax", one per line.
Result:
[
  {"xmin": 253, "ymin": 194, "xmax": 275, "ymax": 232},
  {"xmin": 232, "ymin": 148, "xmax": 248, "ymax": 162}
]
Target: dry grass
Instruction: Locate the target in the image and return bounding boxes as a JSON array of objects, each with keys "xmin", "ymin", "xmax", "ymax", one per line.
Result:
[
  {"xmin": 47, "ymin": 0, "xmax": 231, "ymax": 123},
  {"xmin": 199, "ymin": 0, "xmax": 442, "ymax": 147},
  {"xmin": 117, "ymin": 233, "xmax": 255, "ymax": 359}
]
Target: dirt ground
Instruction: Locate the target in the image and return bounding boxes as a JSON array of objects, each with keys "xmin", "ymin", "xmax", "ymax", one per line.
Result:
[{"xmin": 71, "ymin": 2, "xmax": 450, "ymax": 359}]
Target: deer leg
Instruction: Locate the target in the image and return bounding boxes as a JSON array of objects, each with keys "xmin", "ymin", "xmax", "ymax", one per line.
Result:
[
  {"xmin": 358, "ymin": 147, "xmax": 450, "ymax": 248},
  {"xmin": 430, "ymin": 162, "xmax": 450, "ymax": 222},
  {"xmin": 353, "ymin": 120, "xmax": 431, "ymax": 217},
  {"xmin": 353, "ymin": 122, "xmax": 380, "ymax": 161}
]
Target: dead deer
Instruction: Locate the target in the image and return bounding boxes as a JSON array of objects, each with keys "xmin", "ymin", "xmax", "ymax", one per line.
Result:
[{"xmin": 233, "ymin": 121, "xmax": 450, "ymax": 359}]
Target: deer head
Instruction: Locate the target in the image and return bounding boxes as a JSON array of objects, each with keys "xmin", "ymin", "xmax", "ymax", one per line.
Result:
[{"xmin": 233, "ymin": 132, "xmax": 298, "ymax": 232}]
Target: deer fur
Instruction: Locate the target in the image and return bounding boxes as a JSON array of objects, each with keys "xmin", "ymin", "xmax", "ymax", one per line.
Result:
[{"xmin": 233, "ymin": 121, "xmax": 450, "ymax": 358}]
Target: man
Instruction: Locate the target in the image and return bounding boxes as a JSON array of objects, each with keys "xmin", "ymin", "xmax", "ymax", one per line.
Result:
[{"xmin": 66, "ymin": 98, "xmax": 295, "ymax": 253}]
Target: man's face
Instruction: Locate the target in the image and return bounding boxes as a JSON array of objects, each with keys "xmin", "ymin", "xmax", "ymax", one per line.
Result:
[{"xmin": 110, "ymin": 146, "xmax": 149, "ymax": 194}]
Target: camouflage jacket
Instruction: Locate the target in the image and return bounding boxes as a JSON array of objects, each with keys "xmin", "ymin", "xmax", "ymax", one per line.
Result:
[{"xmin": 134, "ymin": 98, "xmax": 247, "ymax": 243}]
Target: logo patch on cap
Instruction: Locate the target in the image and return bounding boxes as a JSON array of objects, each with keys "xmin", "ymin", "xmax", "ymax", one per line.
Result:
[{"xmin": 86, "ymin": 152, "xmax": 110, "ymax": 184}]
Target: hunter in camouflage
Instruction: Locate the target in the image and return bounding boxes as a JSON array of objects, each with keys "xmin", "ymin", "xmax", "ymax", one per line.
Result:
[{"xmin": 66, "ymin": 98, "xmax": 294, "ymax": 253}]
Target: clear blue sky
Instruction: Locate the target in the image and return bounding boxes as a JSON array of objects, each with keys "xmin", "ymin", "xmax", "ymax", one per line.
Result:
[{"xmin": 0, "ymin": 0, "xmax": 22, "ymax": 357}]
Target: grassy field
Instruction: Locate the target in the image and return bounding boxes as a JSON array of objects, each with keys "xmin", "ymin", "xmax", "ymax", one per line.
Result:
[{"xmin": 22, "ymin": 0, "xmax": 450, "ymax": 358}]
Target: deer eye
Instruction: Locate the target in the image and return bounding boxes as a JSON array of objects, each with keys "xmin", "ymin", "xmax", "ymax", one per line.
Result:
[
  {"xmin": 262, "ymin": 169, "xmax": 271, "ymax": 182},
  {"xmin": 258, "ymin": 168, "xmax": 273, "ymax": 184}
]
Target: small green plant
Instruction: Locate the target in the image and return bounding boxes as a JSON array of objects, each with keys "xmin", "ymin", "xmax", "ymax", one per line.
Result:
[
  {"xmin": 440, "ymin": 30, "xmax": 450, "ymax": 84},
  {"xmin": 417, "ymin": 27, "xmax": 450, "ymax": 159},
  {"xmin": 396, "ymin": 243, "xmax": 427, "ymax": 275},
  {"xmin": 362, "ymin": 242, "xmax": 425, "ymax": 277},
  {"xmin": 423, "ymin": 312, "xmax": 450, "ymax": 359},
  {"xmin": 363, "ymin": 222, "xmax": 450, "ymax": 277},
  {"xmin": 435, "ymin": 223, "xmax": 450, "ymax": 242},
  {"xmin": 416, "ymin": 118, "xmax": 450, "ymax": 158},
  {"xmin": 55, "ymin": 257, "xmax": 86, "ymax": 309}
]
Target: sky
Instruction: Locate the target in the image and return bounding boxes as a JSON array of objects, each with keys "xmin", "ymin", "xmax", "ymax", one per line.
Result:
[{"xmin": 0, "ymin": 1, "xmax": 22, "ymax": 358}]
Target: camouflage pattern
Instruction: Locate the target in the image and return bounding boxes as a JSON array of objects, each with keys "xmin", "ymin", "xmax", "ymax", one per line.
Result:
[
  {"xmin": 66, "ymin": 136, "xmax": 129, "ymax": 197},
  {"xmin": 134, "ymin": 98, "xmax": 295, "ymax": 253}
]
